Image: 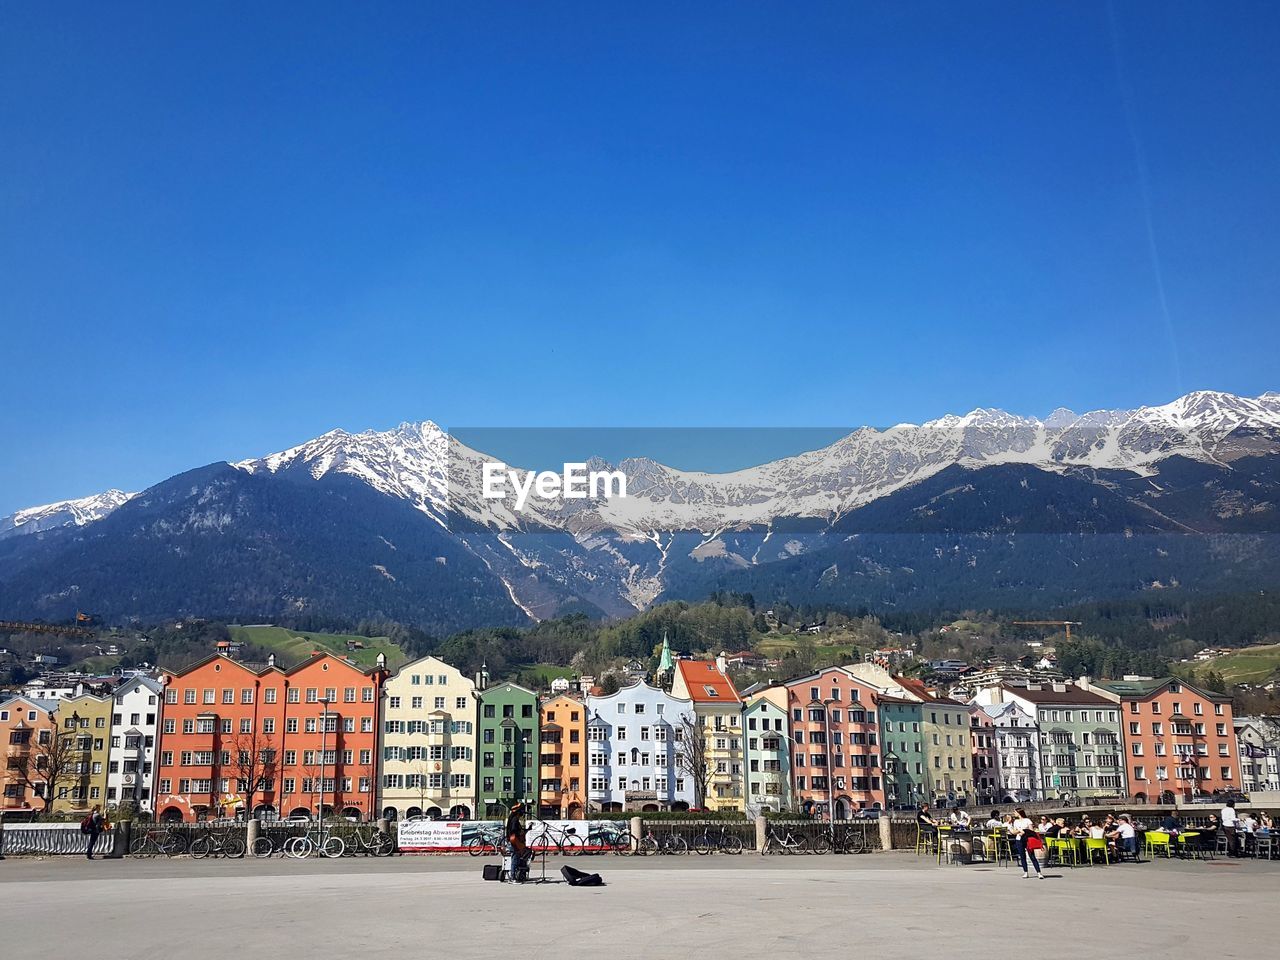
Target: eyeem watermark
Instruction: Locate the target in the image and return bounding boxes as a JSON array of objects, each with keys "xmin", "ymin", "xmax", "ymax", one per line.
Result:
[{"xmin": 482, "ymin": 462, "xmax": 627, "ymax": 511}]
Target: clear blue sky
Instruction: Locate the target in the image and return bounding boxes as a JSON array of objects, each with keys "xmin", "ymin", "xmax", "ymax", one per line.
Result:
[{"xmin": 2, "ymin": 2, "xmax": 1278, "ymax": 514}]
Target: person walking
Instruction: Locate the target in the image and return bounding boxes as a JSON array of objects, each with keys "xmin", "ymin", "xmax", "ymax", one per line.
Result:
[
  {"xmin": 83, "ymin": 805, "xmax": 105, "ymax": 860},
  {"xmin": 1012, "ymin": 807, "xmax": 1044, "ymax": 879}
]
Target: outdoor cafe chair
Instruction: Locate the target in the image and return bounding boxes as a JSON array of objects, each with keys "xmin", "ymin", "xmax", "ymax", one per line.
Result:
[
  {"xmin": 915, "ymin": 827, "xmax": 937, "ymax": 857},
  {"xmin": 1144, "ymin": 831, "xmax": 1174, "ymax": 859},
  {"xmin": 1083, "ymin": 837, "xmax": 1110, "ymax": 865}
]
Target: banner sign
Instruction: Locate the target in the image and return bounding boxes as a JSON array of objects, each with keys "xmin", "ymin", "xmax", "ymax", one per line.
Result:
[{"xmin": 395, "ymin": 818, "xmax": 627, "ymax": 852}]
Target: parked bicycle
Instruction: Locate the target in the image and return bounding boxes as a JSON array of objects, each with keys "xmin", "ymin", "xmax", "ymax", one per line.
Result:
[
  {"xmin": 764, "ymin": 825, "xmax": 813, "ymax": 854},
  {"xmin": 284, "ymin": 825, "xmax": 345, "ymax": 858},
  {"xmin": 582, "ymin": 823, "xmax": 630, "ymax": 854},
  {"xmin": 466, "ymin": 826, "xmax": 506, "ymax": 857},
  {"xmin": 693, "ymin": 825, "xmax": 745, "ymax": 855},
  {"xmin": 530, "ymin": 819, "xmax": 582, "ymax": 856},
  {"xmin": 636, "ymin": 828, "xmax": 689, "ymax": 856},
  {"xmin": 342, "ymin": 825, "xmax": 395, "ymax": 857},
  {"xmin": 189, "ymin": 829, "xmax": 246, "ymax": 859},
  {"xmin": 129, "ymin": 825, "xmax": 189, "ymax": 858},
  {"xmin": 833, "ymin": 826, "xmax": 870, "ymax": 854}
]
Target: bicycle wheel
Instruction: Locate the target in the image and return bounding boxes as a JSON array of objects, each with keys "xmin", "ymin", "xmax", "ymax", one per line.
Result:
[
  {"xmin": 692, "ymin": 834, "xmax": 713, "ymax": 855},
  {"xmin": 222, "ymin": 836, "xmax": 246, "ymax": 859},
  {"xmin": 636, "ymin": 835, "xmax": 658, "ymax": 856},
  {"xmin": 612, "ymin": 831, "xmax": 635, "ymax": 855},
  {"xmin": 284, "ymin": 836, "xmax": 311, "ymax": 859},
  {"xmin": 322, "ymin": 835, "xmax": 346, "ymax": 858},
  {"xmin": 129, "ymin": 832, "xmax": 152, "ymax": 856},
  {"xmin": 666, "ymin": 836, "xmax": 689, "ymax": 855},
  {"xmin": 189, "ymin": 835, "xmax": 213, "ymax": 860},
  {"xmin": 559, "ymin": 834, "xmax": 582, "ymax": 857},
  {"xmin": 161, "ymin": 832, "xmax": 187, "ymax": 857},
  {"xmin": 371, "ymin": 831, "xmax": 395, "ymax": 857},
  {"xmin": 252, "ymin": 836, "xmax": 275, "ymax": 858},
  {"xmin": 467, "ymin": 836, "xmax": 491, "ymax": 857},
  {"xmin": 808, "ymin": 834, "xmax": 833, "ymax": 855},
  {"xmin": 791, "ymin": 835, "xmax": 810, "ymax": 854},
  {"xmin": 722, "ymin": 833, "xmax": 745, "ymax": 855},
  {"xmin": 844, "ymin": 831, "xmax": 868, "ymax": 855}
]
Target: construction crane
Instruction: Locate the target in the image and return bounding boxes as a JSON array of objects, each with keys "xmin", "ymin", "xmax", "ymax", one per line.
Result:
[
  {"xmin": 0, "ymin": 620, "xmax": 96, "ymax": 639},
  {"xmin": 1012, "ymin": 620, "xmax": 1083, "ymax": 641}
]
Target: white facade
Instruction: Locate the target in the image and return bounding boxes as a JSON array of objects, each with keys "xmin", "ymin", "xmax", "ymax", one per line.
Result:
[
  {"xmin": 1236, "ymin": 717, "xmax": 1280, "ymax": 793},
  {"xmin": 107, "ymin": 677, "xmax": 164, "ymax": 814},
  {"xmin": 585, "ymin": 681, "xmax": 695, "ymax": 812},
  {"xmin": 977, "ymin": 700, "xmax": 1040, "ymax": 802}
]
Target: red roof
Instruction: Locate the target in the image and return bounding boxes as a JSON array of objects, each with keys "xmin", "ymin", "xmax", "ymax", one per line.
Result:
[{"xmin": 675, "ymin": 660, "xmax": 741, "ymax": 704}]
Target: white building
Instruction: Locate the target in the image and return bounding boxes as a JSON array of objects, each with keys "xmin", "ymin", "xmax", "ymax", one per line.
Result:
[
  {"xmin": 1235, "ymin": 716, "xmax": 1280, "ymax": 793},
  {"xmin": 976, "ymin": 700, "xmax": 1040, "ymax": 802},
  {"xmin": 585, "ymin": 681, "xmax": 696, "ymax": 812},
  {"xmin": 107, "ymin": 676, "xmax": 164, "ymax": 814}
]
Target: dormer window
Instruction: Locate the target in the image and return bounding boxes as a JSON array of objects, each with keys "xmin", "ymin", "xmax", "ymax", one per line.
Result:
[{"xmin": 704, "ymin": 686, "xmax": 719, "ymax": 698}]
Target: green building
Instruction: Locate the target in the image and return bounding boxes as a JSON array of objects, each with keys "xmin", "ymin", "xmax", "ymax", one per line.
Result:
[
  {"xmin": 878, "ymin": 698, "xmax": 926, "ymax": 809},
  {"xmin": 477, "ymin": 681, "xmax": 539, "ymax": 816}
]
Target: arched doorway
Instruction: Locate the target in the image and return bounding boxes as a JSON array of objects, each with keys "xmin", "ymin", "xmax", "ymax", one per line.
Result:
[
  {"xmin": 448, "ymin": 804, "xmax": 471, "ymax": 820},
  {"xmin": 406, "ymin": 806, "xmax": 424, "ymax": 820},
  {"xmin": 1159, "ymin": 790, "xmax": 1175, "ymax": 804},
  {"xmin": 288, "ymin": 807, "xmax": 311, "ymax": 819},
  {"xmin": 603, "ymin": 801, "xmax": 624, "ymax": 813},
  {"xmin": 340, "ymin": 806, "xmax": 362, "ymax": 820},
  {"xmin": 834, "ymin": 796, "xmax": 853, "ymax": 820},
  {"xmin": 253, "ymin": 804, "xmax": 277, "ymax": 821},
  {"xmin": 382, "ymin": 806, "xmax": 399, "ymax": 821},
  {"xmin": 1134, "ymin": 792, "xmax": 1148, "ymax": 804},
  {"xmin": 642, "ymin": 803, "xmax": 659, "ymax": 812},
  {"xmin": 566, "ymin": 802, "xmax": 583, "ymax": 820},
  {"xmin": 426, "ymin": 806, "xmax": 443, "ymax": 819},
  {"xmin": 159, "ymin": 806, "xmax": 184, "ymax": 823},
  {"xmin": 670, "ymin": 801, "xmax": 689, "ymax": 812}
]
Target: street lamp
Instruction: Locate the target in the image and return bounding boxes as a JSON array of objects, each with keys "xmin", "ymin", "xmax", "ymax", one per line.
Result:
[{"xmin": 318, "ymin": 698, "xmax": 333, "ymax": 829}]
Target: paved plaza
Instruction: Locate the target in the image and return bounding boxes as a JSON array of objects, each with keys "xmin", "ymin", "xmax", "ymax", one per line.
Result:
[{"xmin": 2, "ymin": 853, "xmax": 1276, "ymax": 960}]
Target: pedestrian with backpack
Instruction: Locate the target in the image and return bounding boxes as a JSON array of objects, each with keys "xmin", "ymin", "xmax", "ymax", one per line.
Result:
[{"xmin": 82, "ymin": 805, "xmax": 105, "ymax": 860}]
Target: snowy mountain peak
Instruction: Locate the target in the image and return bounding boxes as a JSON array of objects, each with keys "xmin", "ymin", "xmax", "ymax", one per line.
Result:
[{"xmin": 0, "ymin": 489, "xmax": 135, "ymax": 540}]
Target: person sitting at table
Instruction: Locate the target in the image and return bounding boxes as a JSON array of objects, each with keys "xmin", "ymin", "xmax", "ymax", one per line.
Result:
[
  {"xmin": 1042, "ymin": 818, "xmax": 1063, "ymax": 839},
  {"xmin": 985, "ymin": 810, "xmax": 1003, "ymax": 830},
  {"xmin": 1108, "ymin": 815, "xmax": 1138, "ymax": 857},
  {"xmin": 1036, "ymin": 815, "xmax": 1053, "ymax": 834},
  {"xmin": 1258, "ymin": 813, "xmax": 1274, "ymax": 836},
  {"xmin": 1160, "ymin": 812, "xmax": 1183, "ymax": 836},
  {"xmin": 1087, "ymin": 820, "xmax": 1106, "ymax": 840},
  {"xmin": 917, "ymin": 804, "xmax": 939, "ymax": 841},
  {"xmin": 950, "ymin": 808, "xmax": 971, "ymax": 829}
]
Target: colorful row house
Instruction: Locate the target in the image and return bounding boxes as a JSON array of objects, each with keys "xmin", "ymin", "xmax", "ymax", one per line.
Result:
[{"xmin": 156, "ymin": 653, "xmax": 385, "ymax": 822}]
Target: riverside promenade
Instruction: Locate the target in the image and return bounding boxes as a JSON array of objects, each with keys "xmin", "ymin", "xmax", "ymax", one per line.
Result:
[{"xmin": 2, "ymin": 853, "xmax": 1275, "ymax": 960}]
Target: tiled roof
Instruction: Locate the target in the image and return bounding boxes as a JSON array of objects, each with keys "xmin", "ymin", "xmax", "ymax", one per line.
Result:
[
  {"xmin": 1002, "ymin": 683, "xmax": 1113, "ymax": 706},
  {"xmin": 1091, "ymin": 676, "xmax": 1231, "ymax": 702},
  {"xmin": 675, "ymin": 660, "xmax": 741, "ymax": 704}
]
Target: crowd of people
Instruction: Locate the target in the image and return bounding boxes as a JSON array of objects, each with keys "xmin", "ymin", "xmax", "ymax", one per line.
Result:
[{"xmin": 916, "ymin": 801, "xmax": 1275, "ymax": 874}]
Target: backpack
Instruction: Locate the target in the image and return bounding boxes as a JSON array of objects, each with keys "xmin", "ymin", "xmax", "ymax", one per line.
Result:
[{"xmin": 80, "ymin": 814, "xmax": 93, "ymax": 834}]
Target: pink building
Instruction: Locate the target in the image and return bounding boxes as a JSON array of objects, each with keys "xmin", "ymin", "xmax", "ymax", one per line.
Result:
[
  {"xmin": 970, "ymin": 709, "xmax": 1001, "ymax": 805},
  {"xmin": 783, "ymin": 667, "xmax": 884, "ymax": 818}
]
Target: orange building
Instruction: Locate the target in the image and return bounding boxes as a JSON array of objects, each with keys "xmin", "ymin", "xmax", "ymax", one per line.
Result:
[
  {"xmin": 1, "ymin": 696, "xmax": 58, "ymax": 815},
  {"xmin": 539, "ymin": 694, "xmax": 587, "ymax": 818},
  {"xmin": 156, "ymin": 653, "xmax": 386, "ymax": 821},
  {"xmin": 1088, "ymin": 677, "xmax": 1238, "ymax": 801}
]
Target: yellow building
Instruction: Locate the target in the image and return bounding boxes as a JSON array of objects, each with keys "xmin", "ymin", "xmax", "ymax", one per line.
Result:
[
  {"xmin": 378, "ymin": 656, "xmax": 479, "ymax": 820},
  {"xmin": 56, "ymin": 693, "xmax": 114, "ymax": 814},
  {"xmin": 671, "ymin": 660, "xmax": 744, "ymax": 812}
]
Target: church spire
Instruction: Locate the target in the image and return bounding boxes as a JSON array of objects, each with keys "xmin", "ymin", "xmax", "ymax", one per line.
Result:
[{"xmin": 657, "ymin": 630, "xmax": 674, "ymax": 676}]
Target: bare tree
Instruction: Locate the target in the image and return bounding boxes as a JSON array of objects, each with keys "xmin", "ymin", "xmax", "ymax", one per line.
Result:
[
  {"xmin": 676, "ymin": 715, "xmax": 714, "ymax": 809},
  {"xmin": 228, "ymin": 731, "xmax": 277, "ymax": 818},
  {"xmin": 14, "ymin": 724, "xmax": 80, "ymax": 818}
]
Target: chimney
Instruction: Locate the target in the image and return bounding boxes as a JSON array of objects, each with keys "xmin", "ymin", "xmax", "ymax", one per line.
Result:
[
  {"xmin": 376, "ymin": 652, "xmax": 387, "ymax": 670},
  {"xmin": 716, "ymin": 653, "xmax": 727, "ymax": 675},
  {"xmin": 267, "ymin": 653, "xmax": 276, "ymax": 668}
]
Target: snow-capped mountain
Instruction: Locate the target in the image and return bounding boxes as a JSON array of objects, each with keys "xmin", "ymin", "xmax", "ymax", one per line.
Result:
[
  {"xmin": 0, "ymin": 489, "xmax": 135, "ymax": 540},
  {"xmin": 234, "ymin": 389, "xmax": 1280, "ymax": 534},
  {"xmin": 3, "ymin": 390, "xmax": 1279, "ymax": 630}
]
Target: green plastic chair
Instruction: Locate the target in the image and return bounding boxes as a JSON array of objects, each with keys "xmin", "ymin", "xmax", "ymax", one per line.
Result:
[
  {"xmin": 1050, "ymin": 837, "xmax": 1078, "ymax": 867},
  {"xmin": 1083, "ymin": 837, "xmax": 1110, "ymax": 865},
  {"xmin": 1144, "ymin": 831, "xmax": 1173, "ymax": 859}
]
